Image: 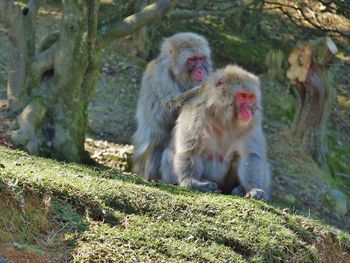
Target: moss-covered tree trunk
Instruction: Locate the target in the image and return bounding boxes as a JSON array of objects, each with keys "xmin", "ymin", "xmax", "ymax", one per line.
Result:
[
  {"xmin": 2, "ymin": 0, "xmax": 100, "ymax": 162},
  {"xmin": 286, "ymin": 37, "xmax": 338, "ymax": 167},
  {"xmin": 0, "ymin": 1, "xmax": 38, "ymax": 113},
  {"xmin": 43, "ymin": 0, "xmax": 100, "ymax": 161},
  {"xmin": 0, "ymin": 0, "xmax": 174, "ymax": 162}
]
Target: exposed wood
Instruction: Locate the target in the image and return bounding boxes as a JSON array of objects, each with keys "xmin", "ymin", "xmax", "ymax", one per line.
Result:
[
  {"xmin": 286, "ymin": 44, "xmax": 312, "ymax": 84},
  {"xmin": 286, "ymin": 37, "xmax": 338, "ymax": 167}
]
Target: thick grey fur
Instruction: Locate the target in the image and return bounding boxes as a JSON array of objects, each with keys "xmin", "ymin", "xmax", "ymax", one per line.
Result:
[
  {"xmin": 133, "ymin": 32, "xmax": 212, "ymax": 180},
  {"xmin": 161, "ymin": 65, "xmax": 271, "ymax": 200}
]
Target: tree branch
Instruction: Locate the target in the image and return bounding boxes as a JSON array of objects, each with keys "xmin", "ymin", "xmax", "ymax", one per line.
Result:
[
  {"xmin": 170, "ymin": 5, "xmax": 237, "ymax": 19},
  {"xmin": 264, "ymin": 1, "xmax": 350, "ymax": 39},
  {"xmin": 98, "ymin": 0, "xmax": 176, "ymax": 44}
]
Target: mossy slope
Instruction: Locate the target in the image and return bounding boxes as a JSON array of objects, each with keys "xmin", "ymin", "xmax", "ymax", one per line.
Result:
[{"xmin": 0, "ymin": 146, "xmax": 349, "ymax": 262}]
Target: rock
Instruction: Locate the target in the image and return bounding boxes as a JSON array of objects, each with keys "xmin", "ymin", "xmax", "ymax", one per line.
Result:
[
  {"xmin": 324, "ymin": 189, "xmax": 348, "ymax": 217},
  {"xmin": 84, "ymin": 138, "xmax": 134, "ymax": 171}
]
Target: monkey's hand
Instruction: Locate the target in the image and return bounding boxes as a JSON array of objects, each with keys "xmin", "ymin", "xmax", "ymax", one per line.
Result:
[
  {"xmin": 245, "ymin": 188, "xmax": 267, "ymax": 200},
  {"xmin": 170, "ymin": 85, "xmax": 204, "ymax": 109}
]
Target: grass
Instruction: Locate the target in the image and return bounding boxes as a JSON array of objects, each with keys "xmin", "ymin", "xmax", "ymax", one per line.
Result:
[
  {"xmin": 0, "ymin": 3, "xmax": 349, "ymax": 261},
  {"xmin": 0, "ymin": 146, "xmax": 349, "ymax": 262}
]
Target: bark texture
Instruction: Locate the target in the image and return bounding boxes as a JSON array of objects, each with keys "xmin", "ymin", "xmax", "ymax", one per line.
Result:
[
  {"xmin": 286, "ymin": 37, "xmax": 338, "ymax": 166},
  {"xmin": 0, "ymin": 0, "xmax": 38, "ymax": 113},
  {"xmin": 0, "ymin": 0, "xmax": 176, "ymax": 162},
  {"xmin": 4, "ymin": 0, "xmax": 99, "ymax": 161}
]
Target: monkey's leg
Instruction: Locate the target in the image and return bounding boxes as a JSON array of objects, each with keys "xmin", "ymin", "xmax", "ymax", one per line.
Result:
[
  {"xmin": 144, "ymin": 145, "xmax": 164, "ymax": 181},
  {"xmin": 222, "ymin": 158, "xmax": 244, "ymax": 195},
  {"xmin": 237, "ymin": 153, "xmax": 268, "ymax": 200},
  {"xmin": 160, "ymin": 147, "xmax": 177, "ymax": 184},
  {"xmin": 175, "ymin": 153, "xmax": 218, "ymax": 192}
]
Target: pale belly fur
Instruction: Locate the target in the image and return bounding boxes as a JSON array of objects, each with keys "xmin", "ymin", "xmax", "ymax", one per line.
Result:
[{"xmin": 200, "ymin": 123, "xmax": 239, "ymax": 184}]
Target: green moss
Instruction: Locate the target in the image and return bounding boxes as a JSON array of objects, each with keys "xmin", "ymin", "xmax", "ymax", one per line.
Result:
[
  {"xmin": 0, "ymin": 146, "xmax": 349, "ymax": 261},
  {"xmin": 261, "ymin": 77, "xmax": 296, "ymax": 126},
  {"xmin": 327, "ymin": 135, "xmax": 350, "ymax": 191},
  {"xmin": 213, "ymin": 31, "xmax": 268, "ymax": 70}
]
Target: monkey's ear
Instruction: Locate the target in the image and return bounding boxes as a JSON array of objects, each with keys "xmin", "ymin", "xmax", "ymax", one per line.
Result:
[
  {"xmin": 165, "ymin": 41, "xmax": 173, "ymax": 56},
  {"xmin": 160, "ymin": 39, "xmax": 173, "ymax": 58}
]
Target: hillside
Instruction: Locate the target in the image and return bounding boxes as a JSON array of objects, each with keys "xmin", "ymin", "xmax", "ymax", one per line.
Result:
[
  {"xmin": 0, "ymin": 146, "xmax": 350, "ymax": 262},
  {"xmin": 0, "ymin": 1, "xmax": 349, "ymax": 261}
]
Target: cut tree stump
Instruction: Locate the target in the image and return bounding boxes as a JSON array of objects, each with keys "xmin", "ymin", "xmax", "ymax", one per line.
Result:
[{"xmin": 286, "ymin": 36, "xmax": 338, "ymax": 167}]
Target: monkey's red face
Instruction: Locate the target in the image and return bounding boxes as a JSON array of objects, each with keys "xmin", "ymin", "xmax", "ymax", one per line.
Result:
[
  {"xmin": 236, "ymin": 91, "xmax": 256, "ymax": 122},
  {"xmin": 186, "ymin": 56, "xmax": 208, "ymax": 82}
]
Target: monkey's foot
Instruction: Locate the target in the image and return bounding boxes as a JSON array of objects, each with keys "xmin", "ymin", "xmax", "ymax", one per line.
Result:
[
  {"xmin": 245, "ymin": 188, "xmax": 267, "ymax": 200},
  {"xmin": 182, "ymin": 179, "xmax": 219, "ymax": 193},
  {"xmin": 231, "ymin": 186, "xmax": 246, "ymax": 197},
  {"xmin": 196, "ymin": 181, "xmax": 219, "ymax": 192},
  {"xmin": 195, "ymin": 181, "xmax": 219, "ymax": 192}
]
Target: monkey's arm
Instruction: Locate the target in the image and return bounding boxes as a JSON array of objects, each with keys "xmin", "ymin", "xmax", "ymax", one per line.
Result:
[
  {"xmin": 168, "ymin": 85, "xmax": 205, "ymax": 109},
  {"xmin": 240, "ymin": 153, "xmax": 268, "ymax": 200},
  {"xmin": 173, "ymin": 109, "xmax": 219, "ymax": 192},
  {"xmin": 236, "ymin": 127, "xmax": 270, "ymax": 200}
]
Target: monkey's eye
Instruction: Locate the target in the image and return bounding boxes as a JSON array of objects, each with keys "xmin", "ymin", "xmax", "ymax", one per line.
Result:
[
  {"xmin": 188, "ymin": 56, "xmax": 196, "ymax": 62},
  {"xmin": 236, "ymin": 92, "xmax": 256, "ymax": 103},
  {"xmin": 197, "ymin": 56, "xmax": 205, "ymax": 62},
  {"xmin": 215, "ymin": 79, "xmax": 224, "ymax": 87},
  {"xmin": 186, "ymin": 57, "xmax": 196, "ymax": 68}
]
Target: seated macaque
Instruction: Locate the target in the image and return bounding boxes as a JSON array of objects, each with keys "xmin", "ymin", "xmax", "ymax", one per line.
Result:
[
  {"xmin": 133, "ymin": 32, "xmax": 212, "ymax": 181},
  {"xmin": 161, "ymin": 65, "xmax": 270, "ymax": 200}
]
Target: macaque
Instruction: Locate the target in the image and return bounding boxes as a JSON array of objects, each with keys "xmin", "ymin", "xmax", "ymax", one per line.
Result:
[
  {"xmin": 133, "ymin": 32, "xmax": 212, "ymax": 180},
  {"xmin": 161, "ymin": 65, "xmax": 270, "ymax": 200}
]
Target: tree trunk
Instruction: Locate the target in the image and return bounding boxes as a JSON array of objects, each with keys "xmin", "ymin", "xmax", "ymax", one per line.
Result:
[
  {"xmin": 0, "ymin": 0, "xmax": 174, "ymax": 162},
  {"xmin": 4, "ymin": 2, "xmax": 37, "ymax": 113},
  {"xmin": 286, "ymin": 37, "xmax": 338, "ymax": 167},
  {"xmin": 10, "ymin": 0, "xmax": 100, "ymax": 162}
]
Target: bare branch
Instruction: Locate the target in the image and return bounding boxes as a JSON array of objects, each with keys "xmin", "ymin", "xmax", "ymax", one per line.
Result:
[
  {"xmin": 264, "ymin": 1, "xmax": 350, "ymax": 39},
  {"xmin": 170, "ymin": 5, "xmax": 237, "ymax": 19},
  {"xmin": 98, "ymin": 0, "xmax": 176, "ymax": 44}
]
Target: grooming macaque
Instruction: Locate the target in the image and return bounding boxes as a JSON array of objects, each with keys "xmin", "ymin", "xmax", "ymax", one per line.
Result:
[
  {"xmin": 133, "ymin": 32, "xmax": 212, "ymax": 180},
  {"xmin": 161, "ymin": 65, "xmax": 270, "ymax": 200}
]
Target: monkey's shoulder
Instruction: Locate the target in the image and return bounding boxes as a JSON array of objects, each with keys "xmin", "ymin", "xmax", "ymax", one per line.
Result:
[
  {"xmin": 177, "ymin": 101, "xmax": 206, "ymax": 126},
  {"xmin": 144, "ymin": 59, "xmax": 159, "ymax": 74},
  {"xmin": 144, "ymin": 58, "xmax": 168, "ymax": 77}
]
